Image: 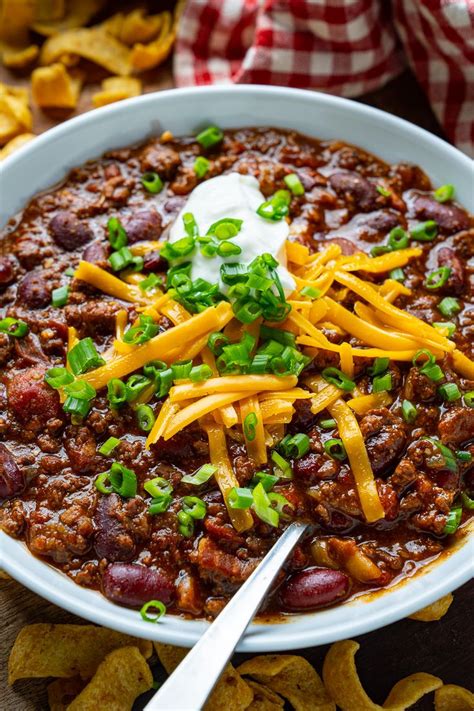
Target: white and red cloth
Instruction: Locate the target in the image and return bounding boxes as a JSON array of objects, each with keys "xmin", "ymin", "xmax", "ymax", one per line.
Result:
[{"xmin": 174, "ymin": 0, "xmax": 474, "ymax": 157}]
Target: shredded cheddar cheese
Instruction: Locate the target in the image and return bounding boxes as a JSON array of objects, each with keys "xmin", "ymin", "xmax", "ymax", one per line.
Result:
[{"xmin": 74, "ymin": 261, "xmax": 146, "ymax": 303}]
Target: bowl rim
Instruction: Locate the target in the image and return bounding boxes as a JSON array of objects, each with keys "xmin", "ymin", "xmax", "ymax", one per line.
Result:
[{"xmin": 1, "ymin": 85, "xmax": 473, "ymax": 651}]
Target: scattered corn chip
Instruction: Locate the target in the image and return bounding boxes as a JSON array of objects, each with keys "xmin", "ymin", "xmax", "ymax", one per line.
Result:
[
  {"xmin": 0, "ymin": 0, "xmax": 34, "ymax": 44},
  {"xmin": 0, "ymin": 132, "xmax": 35, "ymax": 159},
  {"xmin": 434, "ymin": 684, "xmax": 474, "ymax": 711},
  {"xmin": 2, "ymin": 44, "xmax": 39, "ymax": 68},
  {"xmin": 31, "ymin": 63, "xmax": 82, "ymax": 108},
  {"xmin": 67, "ymin": 646, "xmax": 152, "ymax": 711},
  {"xmin": 0, "ymin": 86, "xmax": 32, "ymax": 145},
  {"xmin": 92, "ymin": 76, "xmax": 142, "ymax": 108},
  {"xmin": 130, "ymin": 11, "xmax": 175, "ymax": 72},
  {"xmin": 154, "ymin": 642, "xmax": 254, "ymax": 711},
  {"xmin": 246, "ymin": 680, "xmax": 285, "ymax": 710},
  {"xmin": 40, "ymin": 27, "xmax": 132, "ymax": 75},
  {"xmin": 238, "ymin": 655, "xmax": 335, "ymax": 711},
  {"xmin": 47, "ymin": 677, "xmax": 86, "ymax": 711},
  {"xmin": 103, "ymin": 9, "xmax": 164, "ymax": 46},
  {"xmin": 32, "ymin": 0, "xmax": 105, "ymax": 36},
  {"xmin": 409, "ymin": 593, "xmax": 453, "ymax": 621},
  {"xmin": 322, "ymin": 640, "xmax": 442, "ymax": 710},
  {"xmin": 8, "ymin": 624, "xmax": 152, "ymax": 683}
]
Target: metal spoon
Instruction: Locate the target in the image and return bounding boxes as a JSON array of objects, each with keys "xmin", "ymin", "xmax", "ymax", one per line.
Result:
[{"xmin": 144, "ymin": 521, "xmax": 308, "ymax": 711}]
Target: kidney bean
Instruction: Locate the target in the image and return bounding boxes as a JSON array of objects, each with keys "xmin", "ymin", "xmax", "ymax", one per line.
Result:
[
  {"xmin": 0, "ymin": 256, "xmax": 16, "ymax": 286},
  {"xmin": 50, "ymin": 211, "xmax": 93, "ymax": 251},
  {"xmin": 365, "ymin": 209, "xmax": 401, "ymax": 233},
  {"xmin": 94, "ymin": 494, "xmax": 136, "ymax": 562},
  {"xmin": 279, "ymin": 567, "xmax": 350, "ymax": 611},
  {"xmin": 7, "ymin": 367, "xmax": 61, "ymax": 424},
  {"xmin": 320, "ymin": 237, "xmax": 358, "ymax": 255},
  {"xmin": 437, "ymin": 246, "xmax": 464, "ymax": 294},
  {"xmin": 123, "ymin": 209, "xmax": 162, "ymax": 244},
  {"xmin": 0, "ymin": 443, "xmax": 25, "ymax": 499},
  {"xmin": 164, "ymin": 196, "xmax": 186, "ymax": 213},
  {"xmin": 102, "ymin": 562, "xmax": 175, "ymax": 607},
  {"xmin": 329, "ymin": 171, "xmax": 378, "ymax": 211},
  {"xmin": 82, "ymin": 240, "xmax": 109, "ymax": 265},
  {"xmin": 17, "ymin": 270, "xmax": 51, "ymax": 308},
  {"xmin": 413, "ymin": 195, "xmax": 470, "ymax": 234}
]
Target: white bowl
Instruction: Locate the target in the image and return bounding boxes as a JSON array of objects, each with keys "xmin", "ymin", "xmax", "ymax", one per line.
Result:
[{"xmin": 1, "ymin": 86, "xmax": 473, "ymax": 651}]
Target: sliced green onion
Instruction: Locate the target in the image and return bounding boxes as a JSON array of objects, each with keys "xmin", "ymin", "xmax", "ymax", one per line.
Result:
[
  {"xmin": 234, "ymin": 300, "xmax": 262, "ymax": 324},
  {"xmin": 63, "ymin": 397, "xmax": 91, "ymax": 418},
  {"xmin": 464, "ymin": 391, "xmax": 474, "ymax": 408},
  {"xmin": 171, "ymin": 360, "xmax": 193, "ymax": 380},
  {"xmin": 376, "ymin": 185, "xmax": 391, "ymax": 197},
  {"xmin": 196, "ymin": 125, "xmax": 224, "ymax": 149},
  {"xmin": 259, "ymin": 339, "xmax": 284, "ymax": 357},
  {"xmin": 271, "ymin": 450, "xmax": 292, "ymax": 478},
  {"xmin": 220, "ymin": 262, "xmax": 248, "ymax": 285},
  {"xmin": 149, "ymin": 495, "xmax": 172, "ymax": 515},
  {"xmin": 461, "ymin": 492, "xmax": 474, "ymax": 509},
  {"xmin": 194, "ymin": 156, "xmax": 210, "ymax": 178},
  {"xmin": 228, "ymin": 487, "xmax": 253, "ymax": 509},
  {"xmin": 438, "ymin": 382, "xmax": 461, "ymax": 402},
  {"xmin": 65, "ymin": 267, "xmax": 76, "ymax": 277},
  {"xmin": 257, "ymin": 190, "xmax": 291, "ymax": 222},
  {"xmin": 278, "ymin": 433, "xmax": 310, "ymax": 459},
  {"xmin": 139, "ymin": 273, "xmax": 162, "ymax": 292},
  {"xmin": 320, "ymin": 418, "xmax": 336, "ymax": 429},
  {"xmin": 141, "ymin": 172, "xmax": 163, "ymax": 194},
  {"xmin": 370, "ymin": 245, "xmax": 392, "ymax": 257},
  {"xmin": 207, "ymin": 332, "xmax": 230, "ymax": 355},
  {"xmin": 126, "ymin": 374, "xmax": 152, "ymax": 401},
  {"xmin": 99, "ymin": 436, "xmax": 121, "ymax": 456},
  {"xmin": 109, "ymin": 462, "xmax": 137, "ymax": 497},
  {"xmin": 389, "ymin": 268, "xmax": 405, "ymax": 282},
  {"xmin": 109, "ymin": 246, "xmax": 134, "ymax": 272},
  {"xmin": 249, "ymin": 354, "xmax": 271, "ymax": 374},
  {"xmin": 368, "ymin": 357, "xmax": 389, "ymax": 376},
  {"xmin": 410, "ymin": 220, "xmax": 438, "ymax": 242},
  {"xmin": 136, "ymin": 404, "xmax": 155, "ymax": 432},
  {"xmin": 425, "ymin": 266, "xmax": 451, "ymax": 290},
  {"xmin": 183, "ymin": 212, "xmax": 199, "ymax": 237},
  {"xmin": 322, "ymin": 366, "xmax": 355, "ymax": 392},
  {"xmin": 52, "ymin": 285, "xmax": 69, "ymax": 307},
  {"xmin": 107, "ymin": 216, "xmax": 127, "ymax": 250},
  {"xmin": 64, "ymin": 380, "xmax": 96, "ymax": 401},
  {"xmin": 140, "ymin": 600, "xmax": 166, "ymax": 623},
  {"xmin": 373, "ymin": 372, "xmax": 392, "ymax": 393},
  {"xmin": 189, "ymin": 364, "xmax": 212, "ymax": 382},
  {"xmin": 161, "ymin": 237, "xmax": 196, "ymax": 262},
  {"xmin": 243, "ymin": 412, "xmax": 258, "ymax": 441},
  {"xmin": 324, "ymin": 438, "xmax": 347, "ymax": 461},
  {"xmin": 94, "ymin": 471, "xmax": 114, "ymax": 494},
  {"xmin": 443, "ymin": 506, "xmax": 462, "ymax": 534},
  {"xmin": 251, "ymin": 472, "xmax": 278, "ymax": 492},
  {"xmin": 68, "ymin": 337, "xmax": 105, "ymax": 375},
  {"xmin": 123, "ymin": 314, "xmax": 159, "ymax": 345},
  {"xmin": 421, "ymin": 364, "xmax": 445, "ymax": 383},
  {"xmin": 260, "ymin": 325, "xmax": 296, "ymax": 348},
  {"xmin": 177, "ymin": 509, "xmax": 194, "ymax": 537},
  {"xmin": 144, "ymin": 359, "xmax": 168, "ymax": 380},
  {"xmin": 182, "ymin": 495, "xmax": 207, "ymax": 520},
  {"xmin": 107, "ymin": 378, "xmax": 128, "ymax": 407},
  {"xmin": 387, "ymin": 227, "xmax": 410, "ymax": 250},
  {"xmin": 268, "ymin": 492, "xmax": 294, "ymax": 517},
  {"xmin": 284, "ymin": 173, "xmax": 305, "ymax": 196},
  {"xmin": 413, "ymin": 349, "xmax": 436, "ymax": 369},
  {"xmin": 0, "ymin": 317, "xmax": 29, "ymax": 338},
  {"xmin": 156, "ymin": 368, "xmax": 174, "ymax": 398},
  {"xmin": 401, "ymin": 399, "xmax": 417, "ymax": 424},
  {"xmin": 252, "ymin": 482, "xmax": 279, "ymax": 527},
  {"xmin": 181, "ymin": 463, "xmax": 217, "ymax": 486},
  {"xmin": 456, "ymin": 451, "xmax": 472, "ymax": 463},
  {"xmin": 217, "ymin": 241, "xmax": 242, "ymax": 257},
  {"xmin": 45, "ymin": 367, "xmax": 74, "ymax": 389},
  {"xmin": 207, "ymin": 218, "xmax": 242, "ymax": 239},
  {"xmin": 144, "ymin": 476, "xmax": 173, "ymax": 498},
  {"xmin": 433, "ymin": 321, "xmax": 456, "ymax": 338},
  {"xmin": 300, "ymin": 285, "xmax": 321, "ymax": 298},
  {"xmin": 434, "ymin": 184, "xmax": 454, "ymax": 203},
  {"xmin": 438, "ymin": 296, "xmax": 460, "ymax": 318}
]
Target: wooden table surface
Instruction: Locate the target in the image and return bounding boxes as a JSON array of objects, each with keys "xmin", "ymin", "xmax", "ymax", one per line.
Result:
[{"xmin": 1, "ymin": 58, "xmax": 472, "ymax": 710}]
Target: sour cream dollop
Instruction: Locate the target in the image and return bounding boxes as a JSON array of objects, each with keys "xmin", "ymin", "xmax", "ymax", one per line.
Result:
[{"xmin": 168, "ymin": 172, "xmax": 295, "ymax": 294}]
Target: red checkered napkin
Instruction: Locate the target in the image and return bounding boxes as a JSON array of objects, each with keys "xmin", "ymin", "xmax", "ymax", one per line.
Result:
[{"xmin": 174, "ymin": 0, "xmax": 474, "ymax": 157}]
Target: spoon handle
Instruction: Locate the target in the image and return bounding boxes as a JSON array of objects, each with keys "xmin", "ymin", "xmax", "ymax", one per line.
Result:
[{"xmin": 144, "ymin": 521, "xmax": 308, "ymax": 711}]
